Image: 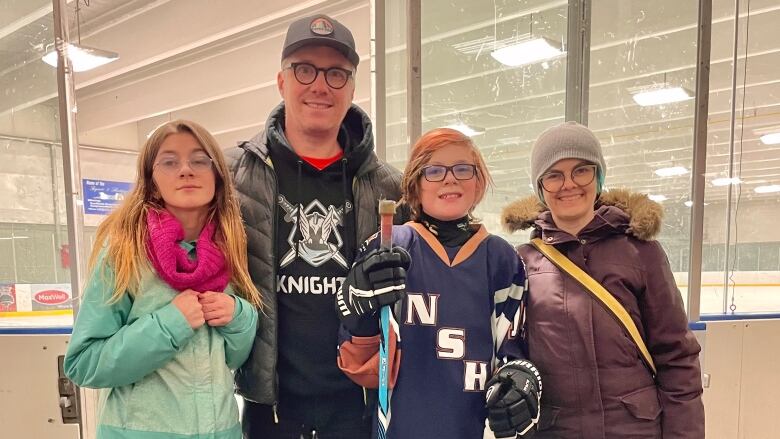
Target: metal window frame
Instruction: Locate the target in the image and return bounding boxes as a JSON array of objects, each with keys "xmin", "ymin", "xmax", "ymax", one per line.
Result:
[
  {"xmin": 565, "ymin": 0, "xmax": 590, "ymax": 124},
  {"xmin": 52, "ymin": 0, "xmax": 86, "ymax": 309},
  {"xmin": 687, "ymin": 0, "xmax": 713, "ymax": 322},
  {"xmin": 52, "ymin": 0, "xmax": 89, "ymax": 437},
  {"xmin": 406, "ymin": 0, "xmax": 422, "ymax": 146},
  {"xmin": 371, "ymin": 0, "xmax": 387, "ymax": 160}
]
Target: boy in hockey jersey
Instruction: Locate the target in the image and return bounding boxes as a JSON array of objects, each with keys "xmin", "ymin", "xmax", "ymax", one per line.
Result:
[{"xmin": 336, "ymin": 127, "xmax": 542, "ymax": 439}]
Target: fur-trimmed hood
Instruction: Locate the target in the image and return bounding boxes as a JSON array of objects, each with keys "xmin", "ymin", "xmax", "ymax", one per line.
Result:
[{"xmin": 501, "ymin": 188, "xmax": 663, "ymax": 241}]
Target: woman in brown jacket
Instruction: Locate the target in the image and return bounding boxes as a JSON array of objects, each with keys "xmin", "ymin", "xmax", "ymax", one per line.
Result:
[{"xmin": 501, "ymin": 122, "xmax": 704, "ymax": 438}]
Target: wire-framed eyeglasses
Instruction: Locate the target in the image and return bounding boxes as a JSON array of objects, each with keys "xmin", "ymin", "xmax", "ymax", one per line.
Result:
[
  {"xmin": 538, "ymin": 164, "xmax": 597, "ymax": 192},
  {"xmin": 284, "ymin": 62, "xmax": 354, "ymax": 89},
  {"xmin": 421, "ymin": 164, "xmax": 477, "ymax": 182},
  {"xmin": 153, "ymin": 154, "xmax": 213, "ymax": 175}
]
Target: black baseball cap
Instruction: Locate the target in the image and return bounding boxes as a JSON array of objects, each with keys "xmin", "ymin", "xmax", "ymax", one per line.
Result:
[{"xmin": 281, "ymin": 14, "xmax": 360, "ymax": 67}]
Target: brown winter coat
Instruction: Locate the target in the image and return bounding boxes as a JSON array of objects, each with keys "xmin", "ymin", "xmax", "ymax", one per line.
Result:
[{"xmin": 502, "ymin": 189, "xmax": 704, "ymax": 439}]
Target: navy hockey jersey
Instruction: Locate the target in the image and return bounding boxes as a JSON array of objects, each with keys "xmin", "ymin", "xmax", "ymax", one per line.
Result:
[{"xmin": 338, "ymin": 222, "xmax": 527, "ymax": 439}]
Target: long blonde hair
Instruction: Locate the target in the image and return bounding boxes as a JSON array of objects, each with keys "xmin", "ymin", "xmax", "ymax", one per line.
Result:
[
  {"xmin": 401, "ymin": 127, "xmax": 494, "ymax": 221},
  {"xmin": 89, "ymin": 120, "xmax": 261, "ymax": 307}
]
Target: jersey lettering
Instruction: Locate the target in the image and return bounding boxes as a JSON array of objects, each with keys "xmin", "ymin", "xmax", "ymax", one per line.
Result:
[
  {"xmin": 405, "ymin": 293, "xmax": 439, "ymax": 326},
  {"xmin": 464, "ymin": 361, "xmax": 488, "ymax": 391},
  {"xmin": 277, "ymin": 275, "xmax": 344, "ymax": 294},
  {"xmin": 436, "ymin": 328, "xmax": 465, "ymax": 359}
]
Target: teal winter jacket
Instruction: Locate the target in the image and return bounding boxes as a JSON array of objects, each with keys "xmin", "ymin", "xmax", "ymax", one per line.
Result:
[{"xmin": 64, "ymin": 242, "xmax": 258, "ymax": 439}]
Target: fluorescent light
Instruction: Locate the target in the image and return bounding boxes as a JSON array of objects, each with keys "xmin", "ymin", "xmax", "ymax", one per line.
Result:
[
  {"xmin": 631, "ymin": 86, "xmax": 694, "ymax": 107},
  {"xmin": 648, "ymin": 194, "xmax": 667, "ymax": 202},
  {"xmin": 684, "ymin": 201, "xmax": 693, "ymax": 207},
  {"xmin": 712, "ymin": 177, "xmax": 742, "ymax": 186},
  {"xmin": 445, "ymin": 123, "xmax": 485, "ymax": 137},
  {"xmin": 755, "ymin": 185, "xmax": 780, "ymax": 194},
  {"xmin": 654, "ymin": 166, "xmax": 689, "ymax": 177},
  {"xmin": 491, "ymin": 37, "xmax": 564, "ymax": 67},
  {"xmin": 760, "ymin": 133, "xmax": 780, "ymax": 145},
  {"xmin": 0, "ymin": 236, "xmax": 29, "ymax": 240},
  {"xmin": 42, "ymin": 43, "xmax": 119, "ymax": 72}
]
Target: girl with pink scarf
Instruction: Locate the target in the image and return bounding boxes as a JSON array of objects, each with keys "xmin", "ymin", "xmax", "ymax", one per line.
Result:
[{"xmin": 64, "ymin": 120, "xmax": 261, "ymax": 439}]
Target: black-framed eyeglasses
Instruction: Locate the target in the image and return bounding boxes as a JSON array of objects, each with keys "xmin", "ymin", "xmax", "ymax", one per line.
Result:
[
  {"xmin": 421, "ymin": 164, "xmax": 477, "ymax": 182},
  {"xmin": 153, "ymin": 154, "xmax": 213, "ymax": 175},
  {"xmin": 284, "ymin": 62, "xmax": 354, "ymax": 89},
  {"xmin": 538, "ymin": 163, "xmax": 597, "ymax": 193}
]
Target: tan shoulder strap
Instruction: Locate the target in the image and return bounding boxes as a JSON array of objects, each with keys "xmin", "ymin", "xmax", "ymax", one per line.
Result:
[{"xmin": 530, "ymin": 238, "xmax": 657, "ymax": 376}]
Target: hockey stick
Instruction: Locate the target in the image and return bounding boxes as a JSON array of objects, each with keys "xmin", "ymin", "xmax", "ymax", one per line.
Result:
[{"xmin": 377, "ymin": 199, "xmax": 396, "ymax": 439}]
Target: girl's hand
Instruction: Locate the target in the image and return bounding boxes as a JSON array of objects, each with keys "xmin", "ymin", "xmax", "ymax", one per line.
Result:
[
  {"xmin": 172, "ymin": 289, "xmax": 205, "ymax": 329},
  {"xmin": 199, "ymin": 291, "xmax": 235, "ymax": 327}
]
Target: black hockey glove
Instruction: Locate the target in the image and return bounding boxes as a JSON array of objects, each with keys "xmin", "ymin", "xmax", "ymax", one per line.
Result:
[
  {"xmin": 485, "ymin": 359, "xmax": 542, "ymax": 438},
  {"xmin": 336, "ymin": 247, "xmax": 411, "ymax": 336}
]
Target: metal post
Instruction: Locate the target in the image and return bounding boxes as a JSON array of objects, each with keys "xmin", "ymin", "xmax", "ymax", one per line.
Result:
[
  {"xmin": 371, "ymin": 0, "xmax": 387, "ymax": 160},
  {"xmin": 53, "ymin": 0, "xmax": 88, "ymax": 435},
  {"xmin": 565, "ymin": 0, "xmax": 591, "ymax": 124},
  {"xmin": 687, "ymin": 0, "xmax": 712, "ymax": 323},
  {"xmin": 49, "ymin": 145, "xmax": 61, "ymax": 282},
  {"xmin": 406, "ymin": 0, "xmax": 422, "ymax": 146},
  {"xmin": 53, "ymin": 0, "xmax": 86, "ymax": 305},
  {"xmin": 722, "ymin": 0, "xmax": 741, "ymax": 314}
]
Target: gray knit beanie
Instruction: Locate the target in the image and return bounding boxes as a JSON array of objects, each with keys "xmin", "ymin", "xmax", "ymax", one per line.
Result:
[{"xmin": 530, "ymin": 121, "xmax": 607, "ymax": 200}]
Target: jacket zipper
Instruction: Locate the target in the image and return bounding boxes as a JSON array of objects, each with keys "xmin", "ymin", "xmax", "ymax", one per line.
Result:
[{"xmin": 265, "ymin": 155, "xmax": 281, "ymax": 423}]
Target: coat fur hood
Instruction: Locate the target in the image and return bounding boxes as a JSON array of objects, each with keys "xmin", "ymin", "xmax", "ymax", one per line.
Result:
[{"xmin": 501, "ymin": 188, "xmax": 663, "ymax": 241}]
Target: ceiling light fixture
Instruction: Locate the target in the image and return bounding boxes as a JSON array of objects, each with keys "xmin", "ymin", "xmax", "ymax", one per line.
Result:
[
  {"xmin": 42, "ymin": 1, "xmax": 119, "ymax": 73},
  {"xmin": 491, "ymin": 37, "xmax": 564, "ymax": 67},
  {"xmin": 712, "ymin": 177, "xmax": 742, "ymax": 186},
  {"xmin": 42, "ymin": 43, "xmax": 119, "ymax": 72},
  {"xmin": 648, "ymin": 194, "xmax": 667, "ymax": 202},
  {"xmin": 631, "ymin": 72, "xmax": 694, "ymax": 107},
  {"xmin": 445, "ymin": 122, "xmax": 485, "ymax": 137},
  {"xmin": 760, "ymin": 133, "xmax": 780, "ymax": 145},
  {"xmin": 632, "ymin": 86, "xmax": 694, "ymax": 106},
  {"xmin": 654, "ymin": 166, "xmax": 689, "ymax": 177},
  {"xmin": 491, "ymin": 14, "xmax": 564, "ymax": 67},
  {"xmin": 754, "ymin": 185, "xmax": 780, "ymax": 194}
]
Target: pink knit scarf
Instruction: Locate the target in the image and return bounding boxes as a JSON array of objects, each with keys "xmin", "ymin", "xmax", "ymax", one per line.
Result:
[{"xmin": 146, "ymin": 209, "xmax": 230, "ymax": 293}]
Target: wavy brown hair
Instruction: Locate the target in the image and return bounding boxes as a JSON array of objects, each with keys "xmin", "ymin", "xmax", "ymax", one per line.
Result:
[
  {"xmin": 401, "ymin": 127, "xmax": 494, "ymax": 221},
  {"xmin": 88, "ymin": 120, "xmax": 261, "ymax": 307}
]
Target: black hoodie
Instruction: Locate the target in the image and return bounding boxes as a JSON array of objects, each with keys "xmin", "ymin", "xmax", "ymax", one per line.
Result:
[{"xmin": 266, "ymin": 105, "xmax": 372, "ymax": 403}]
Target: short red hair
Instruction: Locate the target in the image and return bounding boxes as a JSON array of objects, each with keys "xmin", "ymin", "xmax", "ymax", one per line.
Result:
[{"xmin": 401, "ymin": 127, "xmax": 493, "ymax": 221}]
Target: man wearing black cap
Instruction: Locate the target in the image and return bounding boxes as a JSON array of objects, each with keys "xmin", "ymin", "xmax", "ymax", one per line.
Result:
[{"xmin": 227, "ymin": 13, "xmax": 404, "ymax": 439}]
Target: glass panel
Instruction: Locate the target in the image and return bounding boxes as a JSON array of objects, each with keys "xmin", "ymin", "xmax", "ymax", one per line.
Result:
[
  {"xmin": 388, "ymin": 0, "xmax": 569, "ymax": 242},
  {"xmin": 0, "ymin": 0, "xmax": 73, "ymax": 329},
  {"xmin": 588, "ymin": 0, "xmax": 699, "ymax": 309},
  {"xmin": 701, "ymin": 0, "xmax": 780, "ymax": 315}
]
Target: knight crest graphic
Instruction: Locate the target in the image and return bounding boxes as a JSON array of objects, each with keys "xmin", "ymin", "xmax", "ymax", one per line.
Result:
[{"xmin": 278, "ymin": 195, "xmax": 351, "ymax": 269}]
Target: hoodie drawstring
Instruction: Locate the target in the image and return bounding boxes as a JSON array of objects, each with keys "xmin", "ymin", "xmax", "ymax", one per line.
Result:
[
  {"xmin": 296, "ymin": 159, "xmax": 302, "ymax": 260},
  {"xmin": 341, "ymin": 158, "xmax": 349, "ymax": 215},
  {"xmin": 341, "ymin": 157, "xmax": 356, "ymax": 265}
]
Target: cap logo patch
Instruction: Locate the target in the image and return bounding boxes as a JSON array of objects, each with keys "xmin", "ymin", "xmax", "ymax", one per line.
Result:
[{"xmin": 310, "ymin": 17, "xmax": 334, "ymax": 35}]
